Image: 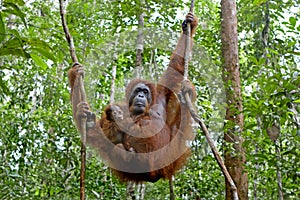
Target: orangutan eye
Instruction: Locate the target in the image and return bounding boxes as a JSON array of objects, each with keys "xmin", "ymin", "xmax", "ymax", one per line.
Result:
[{"xmin": 135, "ymin": 88, "xmax": 141, "ymax": 93}]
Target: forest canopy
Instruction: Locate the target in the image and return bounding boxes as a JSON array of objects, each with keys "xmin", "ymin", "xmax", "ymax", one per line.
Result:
[{"xmin": 0, "ymin": 0, "xmax": 299, "ymax": 199}]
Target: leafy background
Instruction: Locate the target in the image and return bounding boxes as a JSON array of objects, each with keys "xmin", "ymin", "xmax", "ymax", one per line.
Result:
[{"xmin": 0, "ymin": 0, "xmax": 299, "ymax": 199}]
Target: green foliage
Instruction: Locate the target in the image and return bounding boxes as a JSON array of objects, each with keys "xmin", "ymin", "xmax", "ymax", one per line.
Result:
[
  {"xmin": 0, "ymin": 0, "xmax": 299, "ymax": 199},
  {"xmin": 0, "ymin": 13, "xmax": 6, "ymax": 43},
  {"xmin": 239, "ymin": 0, "xmax": 300, "ymax": 198}
]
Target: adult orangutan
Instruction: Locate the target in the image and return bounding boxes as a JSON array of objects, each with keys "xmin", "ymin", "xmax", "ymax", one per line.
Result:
[{"xmin": 68, "ymin": 12, "xmax": 198, "ymax": 183}]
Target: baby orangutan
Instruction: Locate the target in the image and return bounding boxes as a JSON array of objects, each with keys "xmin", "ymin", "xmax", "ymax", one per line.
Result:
[{"xmin": 99, "ymin": 103, "xmax": 135, "ymax": 152}]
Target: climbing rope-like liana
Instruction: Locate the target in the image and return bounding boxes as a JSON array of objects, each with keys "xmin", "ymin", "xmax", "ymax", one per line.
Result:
[
  {"xmin": 183, "ymin": 0, "xmax": 195, "ymax": 80},
  {"xmin": 182, "ymin": 0, "xmax": 239, "ymax": 199},
  {"xmin": 59, "ymin": 1, "xmax": 87, "ymax": 200}
]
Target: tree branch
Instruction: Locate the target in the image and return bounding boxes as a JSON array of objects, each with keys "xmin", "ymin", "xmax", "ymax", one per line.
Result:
[
  {"xmin": 59, "ymin": 0, "xmax": 78, "ymax": 63},
  {"xmin": 59, "ymin": 1, "xmax": 86, "ymax": 200},
  {"xmin": 184, "ymin": 93, "xmax": 239, "ymax": 200}
]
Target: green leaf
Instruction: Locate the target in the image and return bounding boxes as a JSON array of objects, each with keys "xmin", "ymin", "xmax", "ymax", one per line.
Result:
[
  {"xmin": 0, "ymin": 13, "xmax": 6, "ymax": 43},
  {"xmin": 30, "ymin": 48, "xmax": 57, "ymax": 62},
  {"xmin": 293, "ymin": 99, "xmax": 300, "ymax": 103},
  {"xmin": 4, "ymin": 0, "xmax": 25, "ymax": 6},
  {"xmin": 0, "ymin": 48, "xmax": 29, "ymax": 57},
  {"xmin": 267, "ymin": 48, "xmax": 280, "ymax": 55},
  {"xmin": 3, "ymin": 2, "xmax": 26, "ymax": 27},
  {"xmin": 253, "ymin": 0, "xmax": 266, "ymax": 6},
  {"xmin": 2, "ymin": 37, "xmax": 23, "ymax": 49},
  {"xmin": 34, "ymin": 189, "xmax": 40, "ymax": 196},
  {"xmin": 258, "ymin": 57, "xmax": 266, "ymax": 65},
  {"xmin": 27, "ymin": 38, "xmax": 54, "ymax": 53},
  {"xmin": 9, "ymin": 29, "xmax": 21, "ymax": 38},
  {"xmin": 249, "ymin": 56, "xmax": 258, "ymax": 65},
  {"xmin": 30, "ymin": 54, "xmax": 48, "ymax": 70},
  {"xmin": 289, "ymin": 17, "xmax": 296, "ymax": 27},
  {"xmin": 287, "ymin": 51, "xmax": 300, "ymax": 56}
]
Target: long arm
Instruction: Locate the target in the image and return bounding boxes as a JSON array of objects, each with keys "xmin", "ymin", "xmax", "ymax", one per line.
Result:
[
  {"xmin": 68, "ymin": 63, "xmax": 122, "ymax": 162},
  {"xmin": 68, "ymin": 63, "xmax": 85, "ymax": 129},
  {"xmin": 159, "ymin": 13, "xmax": 198, "ymax": 94},
  {"xmin": 68, "ymin": 63, "xmax": 152, "ymax": 175},
  {"xmin": 155, "ymin": 14, "xmax": 199, "ymax": 177},
  {"xmin": 157, "ymin": 13, "xmax": 198, "ymax": 128}
]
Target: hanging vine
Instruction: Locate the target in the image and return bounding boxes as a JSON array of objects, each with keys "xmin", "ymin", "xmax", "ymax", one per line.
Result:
[{"xmin": 59, "ymin": 0, "xmax": 87, "ymax": 199}]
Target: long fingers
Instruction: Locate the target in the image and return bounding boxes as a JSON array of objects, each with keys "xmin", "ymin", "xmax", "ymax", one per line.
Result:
[
  {"xmin": 72, "ymin": 62, "xmax": 85, "ymax": 77},
  {"xmin": 185, "ymin": 12, "xmax": 194, "ymax": 23},
  {"xmin": 76, "ymin": 102, "xmax": 90, "ymax": 118}
]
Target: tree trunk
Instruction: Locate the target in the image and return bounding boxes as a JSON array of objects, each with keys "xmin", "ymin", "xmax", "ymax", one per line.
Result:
[
  {"xmin": 135, "ymin": 11, "xmax": 144, "ymax": 78},
  {"xmin": 220, "ymin": 0, "xmax": 248, "ymax": 199},
  {"xmin": 110, "ymin": 41, "xmax": 118, "ymax": 104}
]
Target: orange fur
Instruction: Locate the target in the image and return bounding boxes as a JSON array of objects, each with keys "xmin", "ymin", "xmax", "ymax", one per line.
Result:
[{"xmin": 67, "ymin": 14, "xmax": 198, "ymax": 183}]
